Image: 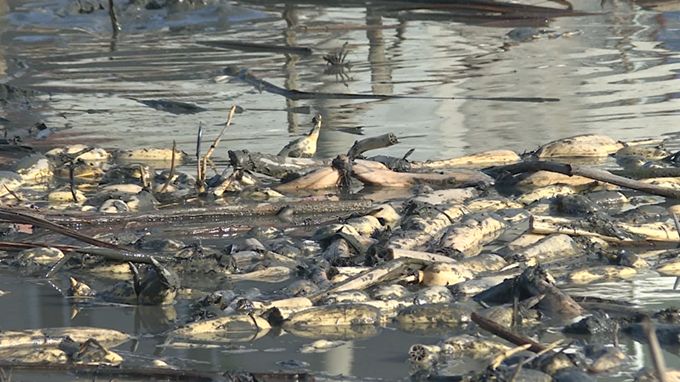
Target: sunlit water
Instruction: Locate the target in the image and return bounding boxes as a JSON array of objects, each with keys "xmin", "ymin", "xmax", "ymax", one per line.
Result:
[{"xmin": 2, "ymin": 0, "xmax": 680, "ymax": 380}]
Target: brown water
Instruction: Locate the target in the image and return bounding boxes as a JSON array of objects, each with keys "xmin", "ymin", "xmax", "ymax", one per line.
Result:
[{"xmin": 2, "ymin": 0, "xmax": 680, "ymax": 380}]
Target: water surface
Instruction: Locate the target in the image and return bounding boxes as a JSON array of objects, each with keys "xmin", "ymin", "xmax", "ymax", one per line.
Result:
[{"xmin": 2, "ymin": 0, "xmax": 680, "ymax": 380}]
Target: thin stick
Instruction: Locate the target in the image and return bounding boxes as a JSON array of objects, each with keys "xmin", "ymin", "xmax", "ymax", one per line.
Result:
[
  {"xmin": 673, "ymin": 213, "xmax": 680, "ymax": 289},
  {"xmin": 160, "ymin": 140, "xmax": 177, "ymax": 193},
  {"xmin": 489, "ymin": 344, "xmax": 531, "ymax": 369},
  {"xmin": 4, "ymin": 185, "xmax": 22, "ymax": 202},
  {"xmin": 202, "ymin": 105, "xmax": 237, "ymax": 183},
  {"xmin": 672, "ymin": 213, "xmax": 680, "ymax": 289},
  {"xmin": 108, "ymin": 0, "xmax": 120, "ymax": 38},
  {"xmin": 613, "ymin": 322, "xmax": 619, "ymax": 348},
  {"xmin": 207, "ymin": 157, "xmax": 218, "ymax": 176},
  {"xmin": 642, "ymin": 318, "xmax": 669, "ymax": 382},
  {"xmin": 508, "ymin": 361, "xmax": 524, "ymax": 382},
  {"xmin": 0, "ymin": 242, "xmax": 158, "ymax": 265},
  {"xmin": 69, "ymin": 161, "xmax": 78, "ymax": 203},
  {"xmin": 138, "ymin": 164, "xmax": 148, "ymax": 189},
  {"xmin": 535, "ymin": 339, "xmax": 564, "ymax": 356},
  {"xmin": 196, "ymin": 122, "xmax": 203, "ymax": 192},
  {"xmin": 45, "ymin": 252, "xmax": 73, "ymax": 278},
  {"xmin": 512, "ymin": 293, "xmax": 519, "ymax": 328},
  {"xmin": 212, "ymin": 169, "xmax": 240, "ymax": 196},
  {"xmin": 0, "ymin": 209, "xmax": 136, "ymax": 254},
  {"xmin": 471, "ymin": 312, "xmax": 545, "ymax": 353}
]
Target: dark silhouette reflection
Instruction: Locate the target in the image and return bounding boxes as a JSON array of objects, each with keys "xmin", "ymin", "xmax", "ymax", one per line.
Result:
[
  {"xmin": 283, "ymin": 5, "xmax": 301, "ymax": 133},
  {"xmin": 134, "ymin": 305, "xmax": 178, "ymax": 334},
  {"xmin": 366, "ymin": 8, "xmax": 393, "ymax": 95}
]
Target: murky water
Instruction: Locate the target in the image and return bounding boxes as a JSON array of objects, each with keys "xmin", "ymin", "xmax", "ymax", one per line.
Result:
[
  {"xmin": 5, "ymin": 270, "xmax": 680, "ymax": 381},
  {"xmin": 3, "ymin": 0, "xmax": 680, "ymax": 380},
  {"xmin": 4, "ymin": 0, "xmax": 680, "ymax": 163}
]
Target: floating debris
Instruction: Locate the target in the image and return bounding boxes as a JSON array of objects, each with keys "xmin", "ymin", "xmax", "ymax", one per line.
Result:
[{"xmin": 3, "ymin": 120, "xmax": 680, "ymax": 381}]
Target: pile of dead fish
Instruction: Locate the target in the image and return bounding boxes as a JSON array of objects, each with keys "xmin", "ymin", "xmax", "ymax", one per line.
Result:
[{"xmin": 3, "ymin": 129, "xmax": 680, "ymax": 382}]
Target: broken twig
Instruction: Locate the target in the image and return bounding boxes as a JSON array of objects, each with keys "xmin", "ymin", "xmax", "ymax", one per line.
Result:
[
  {"xmin": 160, "ymin": 140, "xmax": 177, "ymax": 193},
  {"xmin": 471, "ymin": 312, "xmax": 545, "ymax": 353},
  {"xmin": 108, "ymin": 0, "xmax": 120, "ymax": 38}
]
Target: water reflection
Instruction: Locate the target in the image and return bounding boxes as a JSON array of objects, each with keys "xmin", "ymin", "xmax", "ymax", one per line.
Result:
[
  {"xmin": 4, "ymin": 0, "xmax": 678, "ymax": 161},
  {"xmin": 283, "ymin": 4, "xmax": 300, "ymax": 133}
]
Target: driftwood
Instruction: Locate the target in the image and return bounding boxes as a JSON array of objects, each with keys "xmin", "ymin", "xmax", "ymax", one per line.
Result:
[
  {"xmin": 0, "ymin": 198, "xmax": 374, "ymax": 269},
  {"xmin": 347, "ymin": 133, "xmax": 399, "ymax": 159},
  {"xmin": 0, "ymin": 209, "xmax": 135, "ymax": 252},
  {"xmin": 611, "ymin": 167, "xmax": 680, "ymax": 180},
  {"xmin": 489, "ymin": 161, "xmax": 680, "ymax": 198},
  {"xmin": 471, "ymin": 312, "xmax": 545, "ymax": 353}
]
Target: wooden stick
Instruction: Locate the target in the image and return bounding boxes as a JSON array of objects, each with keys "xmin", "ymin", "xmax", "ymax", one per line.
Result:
[
  {"xmin": 196, "ymin": 122, "xmax": 203, "ymax": 192},
  {"xmin": 202, "ymin": 106, "xmax": 237, "ymax": 184},
  {"xmin": 0, "ymin": 209, "xmax": 136, "ymax": 254},
  {"xmin": 536, "ymin": 339, "xmax": 564, "ymax": 356},
  {"xmin": 138, "ymin": 164, "xmax": 149, "ymax": 189},
  {"xmin": 160, "ymin": 140, "xmax": 177, "ymax": 193},
  {"xmin": 489, "ymin": 344, "xmax": 531, "ymax": 369},
  {"xmin": 471, "ymin": 312, "xmax": 545, "ymax": 353},
  {"xmin": 347, "ymin": 133, "xmax": 399, "ymax": 159},
  {"xmin": 69, "ymin": 162, "xmax": 77, "ymax": 203},
  {"xmin": 4, "ymin": 185, "xmax": 22, "ymax": 202},
  {"xmin": 490, "ymin": 161, "xmax": 680, "ymax": 199},
  {"xmin": 108, "ymin": 0, "xmax": 120, "ymax": 38},
  {"xmin": 613, "ymin": 322, "xmax": 619, "ymax": 348},
  {"xmin": 45, "ymin": 252, "xmax": 73, "ymax": 278},
  {"xmin": 642, "ymin": 318, "xmax": 669, "ymax": 382}
]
